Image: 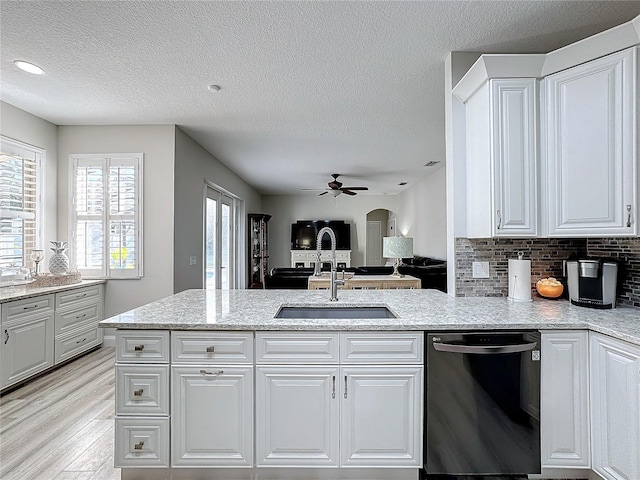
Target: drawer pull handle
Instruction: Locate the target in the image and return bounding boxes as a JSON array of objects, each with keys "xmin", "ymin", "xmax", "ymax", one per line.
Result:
[
  {"xmin": 76, "ymin": 293, "xmax": 88, "ymax": 298},
  {"xmin": 23, "ymin": 304, "xmax": 38, "ymax": 310},
  {"xmin": 133, "ymin": 388, "xmax": 144, "ymax": 397},
  {"xmin": 627, "ymin": 204, "xmax": 632, "ymax": 227},
  {"xmin": 496, "ymin": 210, "xmax": 502, "ymax": 230},
  {"xmin": 134, "ymin": 441, "xmax": 144, "ymax": 450},
  {"xmin": 344, "ymin": 375, "xmax": 348, "ymax": 399},
  {"xmin": 75, "ymin": 337, "xmax": 87, "ymax": 344},
  {"xmin": 200, "ymin": 369, "xmax": 224, "ymax": 376},
  {"xmin": 4, "ymin": 330, "xmax": 9, "ymax": 345},
  {"xmin": 206, "ymin": 346, "xmax": 215, "ymax": 353},
  {"xmin": 134, "ymin": 345, "xmax": 145, "ymax": 352},
  {"xmin": 332, "ymin": 375, "xmax": 336, "ymax": 399},
  {"xmin": 75, "ymin": 313, "xmax": 87, "ymax": 320}
]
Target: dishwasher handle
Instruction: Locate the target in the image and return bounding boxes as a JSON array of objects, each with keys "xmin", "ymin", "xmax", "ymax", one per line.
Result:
[{"xmin": 433, "ymin": 341, "xmax": 537, "ymax": 355}]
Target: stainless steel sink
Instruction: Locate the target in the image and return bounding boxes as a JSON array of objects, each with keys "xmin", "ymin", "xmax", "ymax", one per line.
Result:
[{"xmin": 275, "ymin": 305, "xmax": 397, "ymax": 319}]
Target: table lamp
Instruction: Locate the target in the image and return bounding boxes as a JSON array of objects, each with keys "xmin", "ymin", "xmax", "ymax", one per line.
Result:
[{"xmin": 383, "ymin": 236, "xmax": 413, "ymax": 278}]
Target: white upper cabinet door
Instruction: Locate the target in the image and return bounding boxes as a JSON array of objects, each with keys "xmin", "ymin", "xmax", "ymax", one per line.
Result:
[
  {"xmin": 544, "ymin": 47, "xmax": 637, "ymax": 237},
  {"xmin": 590, "ymin": 333, "xmax": 640, "ymax": 480},
  {"xmin": 466, "ymin": 78, "xmax": 538, "ymax": 238}
]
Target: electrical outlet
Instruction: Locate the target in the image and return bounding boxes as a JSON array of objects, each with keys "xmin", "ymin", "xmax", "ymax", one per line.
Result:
[
  {"xmin": 472, "ymin": 261, "xmax": 490, "ymax": 279},
  {"xmin": 189, "ymin": 256, "xmax": 197, "ymax": 266}
]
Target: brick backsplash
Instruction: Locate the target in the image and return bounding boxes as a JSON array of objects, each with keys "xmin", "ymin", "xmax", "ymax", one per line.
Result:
[{"xmin": 455, "ymin": 237, "xmax": 640, "ymax": 306}]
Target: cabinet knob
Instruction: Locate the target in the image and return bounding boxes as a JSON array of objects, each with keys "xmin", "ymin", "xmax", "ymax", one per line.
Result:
[
  {"xmin": 206, "ymin": 346, "xmax": 215, "ymax": 353},
  {"xmin": 134, "ymin": 345, "xmax": 145, "ymax": 352},
  {"xmin": 133, "ymin": 388, "xmax": 144, "ymax": 397},
  {"xmin": 134, "ymin": 441, "xmax": 144, "ymax": 450}
]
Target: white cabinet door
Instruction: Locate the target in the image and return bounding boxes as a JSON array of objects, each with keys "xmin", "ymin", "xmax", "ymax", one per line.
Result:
[
  {"xmin": 466, "ymin": 78, "xmax": 538, "ymax": 238},
  {"xmin": 256, "ymin": 366, "xmax": 340, "ymax": 467},
  {"xmin": 1, "ymin": 312, "xmax": 54, "ymax": 388},
  {"xmin": 340, "ymin": 366, "xmax": 423, "ymax": 467},
  {"xmin": 540, "ymin": 331, "xmax": 590, "ymax": 468},
  {"xmin": 544, "ymin": 47, "xmax": 637, "ymax": 237},
  {"xmin": 590, "ymin": 333, "xmax": 640, "ymax": 480},
  {"xmin": 171, "ymin": 366, "xmax": 253, "ymax": 467}
]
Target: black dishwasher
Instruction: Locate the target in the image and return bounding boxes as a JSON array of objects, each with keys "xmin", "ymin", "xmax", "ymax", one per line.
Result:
[{"xmin": 425, "ymin": 331, "xmax": 541, "ymax": 476}]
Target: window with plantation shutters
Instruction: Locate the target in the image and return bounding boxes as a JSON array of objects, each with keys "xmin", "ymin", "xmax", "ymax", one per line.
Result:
[
  {"xmin": 70, "ymin": 154, "xmax": 143, "ymax": 278},
  {"xmin": 0, "ymin": 136, "xmax": 42, "ymax": 269}
]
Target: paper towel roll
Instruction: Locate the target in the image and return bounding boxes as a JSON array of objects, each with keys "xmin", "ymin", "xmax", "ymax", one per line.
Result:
[{"xmin": 508, "ymin": 257, "xmax": 532, "ymax": 302}]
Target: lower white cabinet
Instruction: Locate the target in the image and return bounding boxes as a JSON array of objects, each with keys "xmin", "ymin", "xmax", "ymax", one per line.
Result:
[
  {"xmin": 540, "ymin": 331, "xmax": 590, "ymax": 468},
  {"xmin": 0, "ymin": 308, "xmax": 54, "ymax": 389},
  {"xmin": 256, "ymin": 366, "xmax": 340, "ymax": 466},
  {"xmin": 590, "ymin": 332, "xmax": 640, "ymax": 480},
  {"xmin": 255, "ymin": 331, "xmax": 423, "ymax": 469},
  {"xmin": 171, "ymin": 366, "xmax": 254, "ymax": 467},
  {"xmin": 341, "ymin": 365, "xmax": 423, "ymax": 467}
]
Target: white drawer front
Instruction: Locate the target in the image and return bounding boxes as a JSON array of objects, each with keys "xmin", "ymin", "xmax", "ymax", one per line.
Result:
[
  {"xmin": 114, "ymin": 416, "xmax": 169, "ymax": 468},
  {"xmin": 116, "ymin": 365, "xmax": 169, "ymax": 416},
  {"xmin": 3, "ymin": 295, "xmax": 54, "ymax": 323},
  {"xmin": 116, "ymin": 330, "xmax": 170, "ymax": 363},
  {"xmin": 172, "ymin": 331, "xmax": 253, "ymax": 364},
  {"xmin": 340, "ymin": 332, "xmax": 423, "ymax": 364},
  {"xmin": 55, "ymin": 284, "xmax": 103, "ymax": 310},
  {"xmin": 292, "ymin": 252, "xmax": 309, "ymax": 261},
  {"xmin": 55, "ymin": 303, "xmax": 102, "ymax": 336},
  {"xmin": 256, "ymin": 332, "xmax": 339, "ymax": 364},
  {"xmin": 54, "ymin": 324, "xmax": 102, "ymax": 364}
]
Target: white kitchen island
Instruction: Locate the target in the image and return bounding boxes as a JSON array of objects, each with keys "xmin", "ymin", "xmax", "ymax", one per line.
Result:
[{"xmin": 100, "ymin": 289, "xmax": 640, "ymax": 480}]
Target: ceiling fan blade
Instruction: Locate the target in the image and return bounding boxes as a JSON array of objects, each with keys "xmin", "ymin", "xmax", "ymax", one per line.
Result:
[
  {"xmin": 341, "ymin": 186, "xmax": 368, "ymax": 191},
  {"xmin": 342, "ymin": 189, "xmax": 357, "ymax": 196},
  {"xmin": 318, "ymin": 191, "xmax": 328, "ymax": 196},
  {"xmin": 302, "ymin": 188, "xmax": 326, "ymax": 191}
]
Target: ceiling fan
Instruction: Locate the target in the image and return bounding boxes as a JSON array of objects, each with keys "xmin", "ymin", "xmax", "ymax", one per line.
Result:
[{"xmin": 304, "ymin": 174, "xmax": 369, "ymax": 196}]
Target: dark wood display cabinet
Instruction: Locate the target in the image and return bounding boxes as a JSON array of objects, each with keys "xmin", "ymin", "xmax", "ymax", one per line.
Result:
[{"xmin": 248, "ymin": 213, "xmax": 271, "ymax": 288}]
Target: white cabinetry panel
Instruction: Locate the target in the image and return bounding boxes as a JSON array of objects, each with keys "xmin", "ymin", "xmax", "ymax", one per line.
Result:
[
  {"xmin": 256, "ymin": 366, "xmax": 340, "ymax": 466},
  {"xmin": 590, "ymin": 333, "xmax": 640, "ymax": 480},
  {"xmin": 540, "ymin": 331, "xmax": 590, "ymax": 468},
  {"xmin": 544, "ymin": 47, "xmax": 637, "ymax": 236}
]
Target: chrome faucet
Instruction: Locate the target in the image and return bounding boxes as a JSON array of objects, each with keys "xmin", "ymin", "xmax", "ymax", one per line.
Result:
[{"xmin": 314, "ymin": 226, "xmax": 344, "ymax": 301}]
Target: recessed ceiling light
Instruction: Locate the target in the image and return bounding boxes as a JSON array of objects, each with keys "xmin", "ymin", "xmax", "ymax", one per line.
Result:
[
  {"xmin": 207, "ymin": 84, "xmax": 221, "ymax": 92},
  {"xmin": 14, "ymin": 60, "xmax": 44, "ymax": 75}
]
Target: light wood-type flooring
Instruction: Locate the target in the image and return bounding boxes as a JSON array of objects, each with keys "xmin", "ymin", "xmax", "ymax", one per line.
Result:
[{"xmin": 0, "ymin": 347, "xmax": 120, "ymax": 480}]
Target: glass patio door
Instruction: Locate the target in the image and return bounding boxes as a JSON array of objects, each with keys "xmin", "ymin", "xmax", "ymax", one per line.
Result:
[{"xmin": 205, "ymin": 187, "xmax": 235, "ymax": 289}]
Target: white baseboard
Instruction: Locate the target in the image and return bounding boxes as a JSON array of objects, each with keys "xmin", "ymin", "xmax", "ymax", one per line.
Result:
[{"xmin": 102, "ymin": 334, "xmax": 115, "ymax": 347}]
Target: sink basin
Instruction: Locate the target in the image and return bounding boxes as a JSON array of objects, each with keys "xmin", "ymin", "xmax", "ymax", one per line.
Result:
[{"xmin": 275, "ymin": 305, "xmax": 397, "ymax": 319}]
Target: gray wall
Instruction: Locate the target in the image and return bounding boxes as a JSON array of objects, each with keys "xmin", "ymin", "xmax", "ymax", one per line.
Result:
[
  {"xmin": 262, "ymin": 194, "xmax": 398, "ymax": 268},
  {"xmin": 58, "ymin": 125, "xmax": 176, "ymax": 318},
  {"xmin": 1, "ymin": 101, "xmax": 58, "ymax": 249},
  {"xmin": 397, "ymin": 167, "xmax": 447, "ymax": 260},
  {"xmin": 173, "ymin": 127, "xmax": 262, "ymax": 292}
]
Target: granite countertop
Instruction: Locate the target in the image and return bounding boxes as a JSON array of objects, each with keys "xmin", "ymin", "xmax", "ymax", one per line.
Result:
[
  {"xmin": 99, "ymin": 289, "xmax": 640, "ymax": 347},
  {"xmin": 0, "ymin": 279, "xmax": 106, "ymax": 303}
]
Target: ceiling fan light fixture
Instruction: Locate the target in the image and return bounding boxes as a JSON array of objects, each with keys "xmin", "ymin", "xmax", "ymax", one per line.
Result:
[{"xmin": 14, "ymin": 60, "xmax": 44, "ymax": 75}]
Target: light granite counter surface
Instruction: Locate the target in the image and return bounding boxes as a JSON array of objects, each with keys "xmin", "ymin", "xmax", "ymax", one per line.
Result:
[
  {"xmin": 0, "ymin": 279, "xmax": 106, "ymax": 303},
  {"xmin": 99, "ymin": 289, "xmax": 640, "ymax": 347}
]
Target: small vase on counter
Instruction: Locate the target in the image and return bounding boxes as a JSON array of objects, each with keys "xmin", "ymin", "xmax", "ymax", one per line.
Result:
[{"xmin": 48, "ymin": 241, "xmax": 70, "ymax": 275}]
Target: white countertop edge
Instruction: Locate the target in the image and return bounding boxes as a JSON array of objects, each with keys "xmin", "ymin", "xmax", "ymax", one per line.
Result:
[{"xmin": 0, "ymin": 279, "xmax": 106, "ymax": 303}]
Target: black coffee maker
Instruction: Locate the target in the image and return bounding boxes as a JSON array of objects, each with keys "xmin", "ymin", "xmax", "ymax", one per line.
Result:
[{"xmin": 566, "ymin": 259, "xmax": 618, "ymax": 309}]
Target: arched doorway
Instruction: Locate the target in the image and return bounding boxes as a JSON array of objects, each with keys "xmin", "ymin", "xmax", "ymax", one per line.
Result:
[{"xmin": 365, "ymin": 209, "xmax": 395, "ymax": 266}]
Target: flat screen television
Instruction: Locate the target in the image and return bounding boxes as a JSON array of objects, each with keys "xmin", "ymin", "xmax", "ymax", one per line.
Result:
[{"xmin": 291, "ymin": 220, "xmax": 351, "ymax": 250}]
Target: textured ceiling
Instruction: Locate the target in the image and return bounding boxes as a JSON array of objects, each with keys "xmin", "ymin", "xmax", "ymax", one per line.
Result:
[{"xmin": 2, "ymin": 1, "xmax": 639, "ymax": 195}]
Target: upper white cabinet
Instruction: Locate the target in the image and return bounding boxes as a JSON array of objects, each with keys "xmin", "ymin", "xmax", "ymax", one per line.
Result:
[
  {"xmin": 544, "ymin": 47, "xmax": 637, "ymax": 237},
  {"xmin": 590, "ymin": 332, "xmax": 640, "ymax": 480},
  {"xmin": 466, "ymin": 78, "xmax": 538, "ymax": 238}
]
